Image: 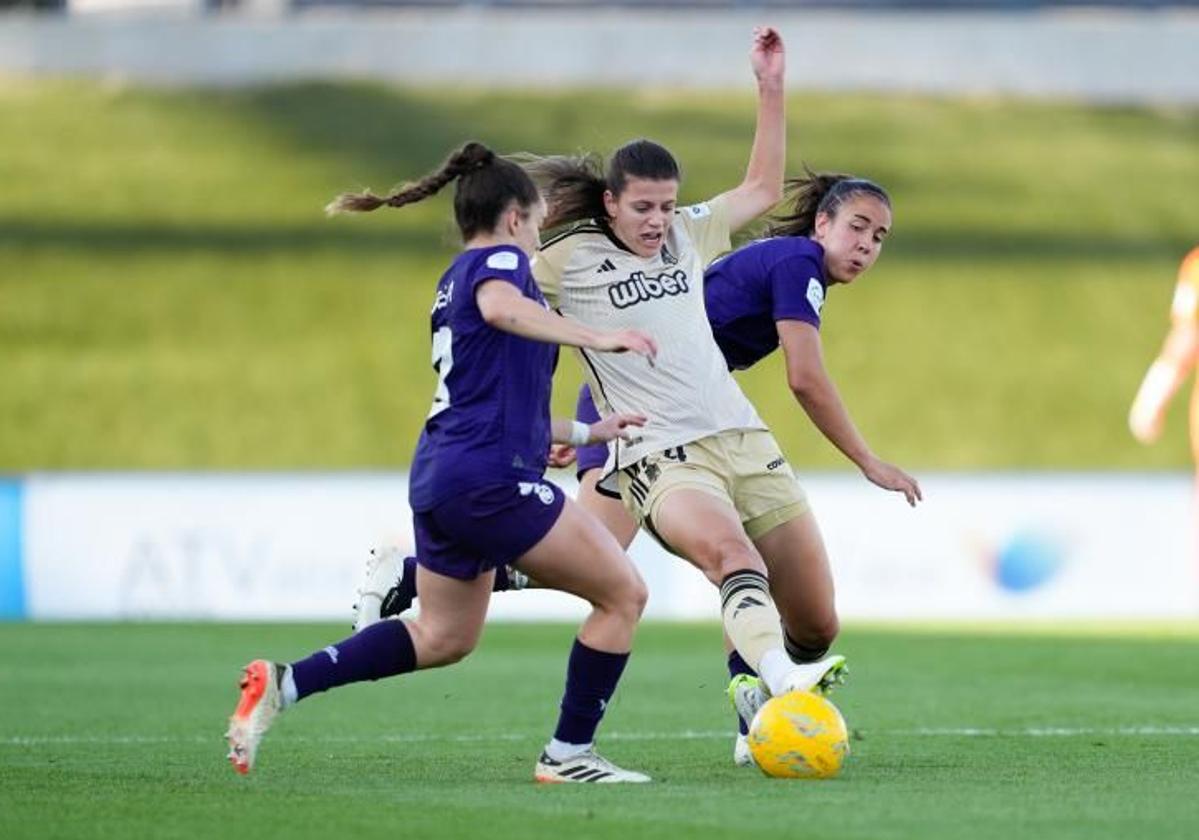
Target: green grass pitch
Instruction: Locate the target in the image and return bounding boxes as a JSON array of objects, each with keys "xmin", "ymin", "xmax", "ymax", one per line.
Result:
[{"xmin": 1, "ymin": 622, "xmax": 1196, "ymax": 839}]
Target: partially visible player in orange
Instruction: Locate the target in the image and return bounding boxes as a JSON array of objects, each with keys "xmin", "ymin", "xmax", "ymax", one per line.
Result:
[{"xmin": 1129, "ymin": 247, "xmax": 1199, "ymax": 454}]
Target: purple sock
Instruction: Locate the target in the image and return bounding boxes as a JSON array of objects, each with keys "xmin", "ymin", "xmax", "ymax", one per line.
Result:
[
  {"xmin": 553, "ymin": 639, "xmax": 629, "ymax": 746},
  {"xmin": 290, "ymin": 619, "xmax": 416, "ymax": 701},
  {"xmin": 728, "ymin": 650, "xmax": 756, "ymax": 735}
]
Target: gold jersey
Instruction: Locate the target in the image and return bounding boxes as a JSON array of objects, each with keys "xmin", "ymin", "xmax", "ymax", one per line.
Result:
[{"xmin": 533, "ymin": 195, "xmax": 766, "ymax": 477}]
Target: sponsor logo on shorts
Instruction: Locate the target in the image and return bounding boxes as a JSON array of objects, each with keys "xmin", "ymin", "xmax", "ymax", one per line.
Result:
[
  {"xmin": 518, "ymin": 482, "xmax": 556, "ymax": 506},
  {"xmin": 766, "ymin": 457, "xmax": 785, "ymax": 471}
]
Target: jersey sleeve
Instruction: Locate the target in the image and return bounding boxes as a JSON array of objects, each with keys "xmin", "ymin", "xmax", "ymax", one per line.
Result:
[
  {"xmin": 532, "ymin": 240, "xmax": 573, "ymax": 308},
  {"xmin": 1171, "ymin": 247, "xmax": 1199, "ymax": 325},
  {"xmin": 678, "ymin": 194, "xmax": 733, "ymax": 264},
  {"xmin": 468, "ymin": 247, "xmax": 529, "ymax": 296},
  {"xmin": 768, "ymin": 254, "xmax": 826, "ymax": 329}
]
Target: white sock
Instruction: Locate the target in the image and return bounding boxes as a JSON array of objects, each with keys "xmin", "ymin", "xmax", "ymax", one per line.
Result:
[
  {"xmin": 544, "ymin": 738, "xmax": 592, "ymax": 762},
  {"xmin": 756, "ymin": 648, "xmax": 795, "ymax": 697},
  {"xmin": 280, "ymin": 665, "xmax": 298, "ymax": 708}
]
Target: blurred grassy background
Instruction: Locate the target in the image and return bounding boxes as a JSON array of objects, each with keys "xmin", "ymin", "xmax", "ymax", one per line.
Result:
[{"xmin": 2, "ymin": 80, "xmax": 1197, "ymax": 470}]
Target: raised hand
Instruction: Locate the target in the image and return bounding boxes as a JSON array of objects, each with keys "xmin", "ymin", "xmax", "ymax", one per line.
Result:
[{"xmin": 750, "ymin": 26, "xmax": 785, "ymax": 84}]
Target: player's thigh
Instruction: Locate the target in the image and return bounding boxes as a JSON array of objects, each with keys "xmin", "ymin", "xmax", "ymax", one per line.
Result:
[
  {"xmin": 651, "ymin": 486, "xmax": 766, "ymax": 580},
  {"xmin": 410, "ymin": 565, "xmax": 494, "ymax": 663},
  {"xmin": 752, "ymin": 511, "xmax": 837, "ymax": 630},
  {"xmin": 514, "ymin": 496, "xmax": 646, "ymax": 611},
  {"xmin": 579, "ymin": 469, "xmax": 640, "ymax": 549}
]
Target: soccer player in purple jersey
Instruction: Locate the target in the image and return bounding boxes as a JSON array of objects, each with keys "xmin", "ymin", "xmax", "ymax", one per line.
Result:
[
  {"xmin": 225, "ymin": 142, "xmax": 661, "ymax": 784},
  {"xmin": 366, "ymin": 170, "xmax": 922, "ymax": 766}
]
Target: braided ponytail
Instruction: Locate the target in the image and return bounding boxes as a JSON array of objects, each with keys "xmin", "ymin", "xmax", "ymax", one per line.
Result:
[
  {"xmin": 325, "ymin": 141, "xmax": 495, "ymax": 216},
  {"xmin": 325, "ymin": 141, "xmax": 538, "ymax": 241}
]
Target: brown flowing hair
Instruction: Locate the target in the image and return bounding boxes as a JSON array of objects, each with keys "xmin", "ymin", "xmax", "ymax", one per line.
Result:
[
  {"xmin": 517, "ymin": 138, "xmax": 681, "ymax": 230},
  {"xmin": 767, "ymin": 166, "xmax": 891, "ymax": 238},
  {"xmin": 326, "ymin": 141, "xmax": 540, "ymax": 240}
]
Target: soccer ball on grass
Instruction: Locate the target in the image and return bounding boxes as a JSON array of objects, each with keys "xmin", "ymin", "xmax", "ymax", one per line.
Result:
[{"xmin": 747, "ymin": 690, "xmax": 849, "ymax": 779}]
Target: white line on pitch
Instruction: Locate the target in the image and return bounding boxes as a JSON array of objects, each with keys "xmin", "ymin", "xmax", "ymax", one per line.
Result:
[{"xmin": 4, "ymin": 726, "xmax": 1199, "ymax": 746}]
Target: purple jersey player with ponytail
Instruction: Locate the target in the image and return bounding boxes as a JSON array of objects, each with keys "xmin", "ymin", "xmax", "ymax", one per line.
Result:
[{"xmin": 225, "ymin": 141, "xmax": 660, "ymax": 784}]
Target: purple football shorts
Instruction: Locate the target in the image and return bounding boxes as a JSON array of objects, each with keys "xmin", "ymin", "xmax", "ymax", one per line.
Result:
[{"xmin": 413, "ymin": 480, "xmax": 566, "ymax": 580}]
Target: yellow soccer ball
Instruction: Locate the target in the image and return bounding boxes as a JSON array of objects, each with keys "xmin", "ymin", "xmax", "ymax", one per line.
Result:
[{"xmin": 747, "ymin": 690, "xmax": 850, "ymax": 779}]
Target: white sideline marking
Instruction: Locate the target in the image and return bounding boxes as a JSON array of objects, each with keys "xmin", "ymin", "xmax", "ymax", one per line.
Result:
[{"xmin": 4, "ymin": 726, "xmax": 1199, "ymax": 747}]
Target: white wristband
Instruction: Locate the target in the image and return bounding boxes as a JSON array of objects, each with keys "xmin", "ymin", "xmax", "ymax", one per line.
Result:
[{"xmin": 569, "ymin": 421, "xmax": 591, "ymax": 447}]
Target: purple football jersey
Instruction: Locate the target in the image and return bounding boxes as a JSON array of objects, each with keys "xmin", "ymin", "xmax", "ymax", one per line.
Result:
[
  {"xmin": 704, "ymin": 237, "xmax": 829, "ymax": 370},
  {"xmin": 573, "ymin": 383, "xmax": 609, "ymax": 478},
  {"xmin": 409, "ymin": 245, "xmax": 556, "ymax": 511}
]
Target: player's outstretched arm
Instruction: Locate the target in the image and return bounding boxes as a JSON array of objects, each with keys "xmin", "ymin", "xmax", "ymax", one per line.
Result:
[
  {"xmin": 1129, "ymin": 322, "xmax": 1198, "ymax": 444},
  {"xmin": 475, "ymin": 279, "xmax": 658, "ymax": 361},
  {"xmin": 551, "ymin": 413, "xmax": 647, "ymax": 447},
  {"xmin": 719, "ymin": 26, "xmax": 786, "ymax": 233},
  {"xmin": 778, "ymin": 320, "xmax": 922, "ymax": 506}
]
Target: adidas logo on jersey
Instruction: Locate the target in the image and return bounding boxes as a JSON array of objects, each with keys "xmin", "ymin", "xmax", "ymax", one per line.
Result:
[
  {"xmin": 597, "ymin": 259, "xmax": 617, "ymax": 273},
  {"xmin": 608, "ymin": 269, "xmax": 690, "ymax": 309}
]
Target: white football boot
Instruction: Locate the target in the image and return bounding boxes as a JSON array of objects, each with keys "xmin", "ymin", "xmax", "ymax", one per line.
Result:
[
  {"xmin": 534, "ymin": 749, "xmax": 651, "ymax": 783},
  {"xmin": 733, "ymin": 733, "xmax": 755, "ymax": 767},
  {"xmin": 780, "ymin": 654, "xmax": 848, "ymax": 695},
  {"xmin": 728, "ymin": 674, "xmax": 768, "ymax": 732},
  {"xmin": 352, "ymin": 546, "xmax": 406, "ymax": 632},
  {"xmin": 226, "ymin": 659, "xmax": 284, "ymax": 775},
  {"xmin": 727, "ymin": 675, "xmax": 766, "ymax": 767}
]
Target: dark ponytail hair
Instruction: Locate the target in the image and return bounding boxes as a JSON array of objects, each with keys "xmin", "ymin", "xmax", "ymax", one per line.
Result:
[
  {"xmin": 519, "ymin": 138, "xmax": 681, "ymax": 230},
  {"xmin": 326, "ymin": 141, "xmax": 540, "ymax": 240},
  {"xmin": 767, "ymin": 166, "xmax": 891, "ymax": 238}
]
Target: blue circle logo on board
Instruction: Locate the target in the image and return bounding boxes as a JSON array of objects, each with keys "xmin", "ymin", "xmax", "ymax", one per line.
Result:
[{"xmin": 992, "ymin": 530, "xmax": 1065, "ymax": 593}]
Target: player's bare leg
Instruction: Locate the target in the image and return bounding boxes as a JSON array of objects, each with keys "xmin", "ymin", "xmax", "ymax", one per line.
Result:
[
  {"xmin": 577, "ymin": 470, "xmax": 640, "ymax": 550},
  {"xmin": 752, "ymin": 511, "xmax": 841, "ymax": 671},
  {"xmin": 514, "ymin": 496, "xmax": 650, "ymax": 782},
  {"xmin": 651, "ymin": 488, "xmax": 844, "ymax": 699},
  {"xmin": 226, "ymin": 570, "xmax": 492, "ymax": 775}
]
